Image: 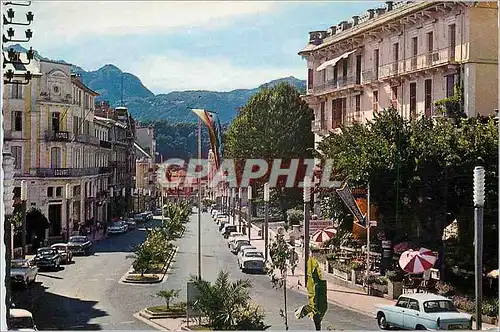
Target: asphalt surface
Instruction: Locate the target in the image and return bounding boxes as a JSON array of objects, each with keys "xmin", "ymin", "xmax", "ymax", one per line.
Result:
[{"xmin": 12, "ymin": 212, "xmax": 377, "ymax": 331}]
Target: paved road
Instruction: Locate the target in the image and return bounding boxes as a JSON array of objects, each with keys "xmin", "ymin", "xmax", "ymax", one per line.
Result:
[{"xmin": 12, "ymin": 212, "xmax": 377, "ymax": 330}]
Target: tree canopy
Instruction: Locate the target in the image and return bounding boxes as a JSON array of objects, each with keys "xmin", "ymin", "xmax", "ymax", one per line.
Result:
[{"xmin": 316, "ymin": 107, "xmax": 498, "ymax": 270}]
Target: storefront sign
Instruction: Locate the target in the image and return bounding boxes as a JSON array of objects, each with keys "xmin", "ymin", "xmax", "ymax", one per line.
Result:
[{"xmin": 336, "ymin": 183, "xmax": 366, "ymax": 227}]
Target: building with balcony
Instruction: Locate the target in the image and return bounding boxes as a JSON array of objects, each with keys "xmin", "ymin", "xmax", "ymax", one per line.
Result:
[
  {"xmin": 2, "ymin": 58, "xmax": 112, "ymax": 242},
  {"xmin": 299, "ymin": 1, "xmax": 498, "ymax": 148},
  {"xmin": 135, "ymin": 124, "xmax": 157, "ymax": 203}
]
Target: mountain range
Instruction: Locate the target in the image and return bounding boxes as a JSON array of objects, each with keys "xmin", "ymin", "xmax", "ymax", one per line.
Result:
[{"xmin": 8, "ymin": 44, "xmax": 306, "ymax": 123}]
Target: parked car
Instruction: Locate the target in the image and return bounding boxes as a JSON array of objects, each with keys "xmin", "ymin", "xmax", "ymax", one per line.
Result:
[
  {"xmin": 240, "ymin": 250, "xmax": 265, "ymax": 273},
  {"xmin": 237, "ymin": 245, "xmax": 257, "ymax": 266},
  {"xmin": 375, "ymin": 293, "xmax": 473, "ymax": 330},
  {"xmin": 33, "ymin": 247, "xmax": 61, "ymax": 270},
  {"xmin": 124, "ymin": 218, "xmax": 137, "ymax": 229},
  {"xmin": 10, "ymin": 259, "xmax": 37, "ymax": 288},
  {"xmin": 216, "ymin": 214, "xmax": 229, "ymax": 225},
  {"xmin": 230, "ymin": 239, "xmax": 251, "ymax": 254},
  {"xmin": 51, "ymin": 243, "xmax": 73, "ymax": 264},
  {"xmin": 67, "ymin": 236, "xmax": 92, "ymax": 255},
  {"xmin": 108, "ymin": 221, "xmax": 128, "ymax": 234},
  {"xmin": 134, "ymin": 213, "xmax": 147, "ymax": 223},
  {"xmin": 154, "ymin": 208, "xmax": 162, "ymax": 216},
  {"xmin": 227, "ymin": 232, "xmax": 244, "ymax": 246},
  {"xmin": 211, "ymin": 209, "xmax": 219, "ymax": 218},
  {"xmin": 222, "ymin": 225, "xmax": 238, "ymax": 239},
  {"xmin": 9, "ymin": 308, "xmax": 37, "ymax": 331},
  {"xmin": 144, "ymin": 211, "xmax": 154, "ymax": 220}
]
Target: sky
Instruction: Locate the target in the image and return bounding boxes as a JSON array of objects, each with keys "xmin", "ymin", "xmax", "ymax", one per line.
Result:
[{"xmin": 19, "ymin": 1, "xmax": 383, "ymax": 94}]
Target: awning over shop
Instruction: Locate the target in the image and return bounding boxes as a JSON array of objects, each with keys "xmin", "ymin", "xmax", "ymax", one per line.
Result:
[{"xmin": 316, "ymin": 49, "xmax": 357, "ymax": 72}]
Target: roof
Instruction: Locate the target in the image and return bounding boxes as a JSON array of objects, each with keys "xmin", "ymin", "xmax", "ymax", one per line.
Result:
[
  {"xmin": 134, "ymin": 142, "xmax": 151, "ymax": 159},
  {"xmin": 71, "ymin": 76, "xmax": 99, "ymax": 96},
  {"xmin": 94, "ymin": 116, "xmax": 113, "ymax": 127},
  {"xmin": 400, "ymin": 293, "xmax": 450, "ymax": 302},
  {"xmin": 10, "ymin": 308, "xmax": 33, "ymax": 318}
]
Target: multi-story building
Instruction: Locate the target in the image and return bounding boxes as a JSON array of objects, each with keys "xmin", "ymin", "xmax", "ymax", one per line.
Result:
[
  {"xmin": 3, "ymin": 58, "xmax": 112, "ymax": 242},
  {"xmin": 299, "ymin": 1, "xmax": 498, "ymax": 148},
  {"xmin": 135, "ymin": 124, "xmax": 157, "ymax": 203}
]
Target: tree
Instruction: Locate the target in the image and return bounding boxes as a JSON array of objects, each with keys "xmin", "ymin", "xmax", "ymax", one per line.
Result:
[
  {"xmin": 127, "ymin": 243, "xmax": 156, "ymax": 276},
  {"xmin": 189, "ymin": 270, "xmax": 254, "ymax": 330},
  {"xmin": 267, "ymin": 232, "xmax": 296, "ymax": 330},
  {"xmin": 224, "ymin": 83, "xmax": 315, "ymax": 219},
  {"xmin": 156, "ymin": 289, "xmax": 180, "ymax": 309}
]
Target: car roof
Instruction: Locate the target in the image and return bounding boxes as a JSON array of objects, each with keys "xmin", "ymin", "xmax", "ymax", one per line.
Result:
[
  {"xmin": 10, "ymin": 308, "xmax": 33, "ymax": 318},
  {"xmin": 52, "ymin": 243, "xmax": 67, "ymax": 246},
  {"xmin": 399, "ymin": 293, "xmax": 451, "ymax": 302},
  {"xmin": 38, "ymin": 247, "xmax": 53, "ymax": 250}
]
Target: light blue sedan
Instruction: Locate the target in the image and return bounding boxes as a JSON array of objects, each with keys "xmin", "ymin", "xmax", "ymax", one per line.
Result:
[{"xmin": 375, "ymin": 293, "xmax": 472, "ymax": 330}]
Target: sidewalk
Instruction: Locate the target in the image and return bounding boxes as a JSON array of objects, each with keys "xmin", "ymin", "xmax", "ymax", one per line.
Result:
[{"xmin": 244, "ymin": 221, "xmax": 498, "ymax": 330}]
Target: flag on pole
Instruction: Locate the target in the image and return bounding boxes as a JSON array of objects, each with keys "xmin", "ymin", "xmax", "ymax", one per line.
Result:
[{"xmin": 191, "ymin": 109, "xmax": 223, "ymax": 169}]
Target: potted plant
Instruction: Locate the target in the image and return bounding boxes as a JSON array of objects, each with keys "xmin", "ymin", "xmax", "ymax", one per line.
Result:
[
  {"xmin": 385, "ymin": 270, "xmax": 404, "ymax": 299},
  {"xmin": 436, "ymin": 282, "xmax": 456, "ymax": 297},
  {"xmin": 364, "ymin": 274, "xmax": 377, "ymax": 295},
  {"xmin": 372, "ymin": 276, "xmax": 388, "ymax": 295},
  {"xmin": 325, "ymin": 253, "xmax": 337, "ymax": 273},
  {"xmin": 350, "ymin": 261, "xmax": 364, "ymax": 285},
  {"xmin": 482, "ymin": 299, "xmax": 499, "ymax": 325}
]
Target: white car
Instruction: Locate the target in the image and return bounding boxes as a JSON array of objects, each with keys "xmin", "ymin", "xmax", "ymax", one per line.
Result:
[
  {"xmin": 375, "ymin": 293, "xmax": 473, "ymax": 330},
  {"xmin": 216, "ymin": 214, "xmax": 229, "ymax": 225},
  {"xmin": 211, "ymin": 209, "xmax": 219, "ymax": 218},
  {"xmin": 240, "ymin": 250, "xmax": 265, "ymax": 273},
  {"xmin": 230, "ymin": 238, "xmax": 251, "ymax": 253},
  {"xmin": 108, "ymin": 221, "xmax": 128, "ymax": 234},
  {"xmin": 9, "ymin": 308, "xmax": 37, "ymax": 331},
  {"xmin": 237, "ymin": 246, "xmax": 257, "ymax": 267},
  {"xmin": 227, "ymin": 233, "xmax": 245, "ymax": 247}
]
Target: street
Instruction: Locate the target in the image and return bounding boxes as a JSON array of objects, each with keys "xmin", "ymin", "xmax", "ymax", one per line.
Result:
[{"xmin": 12, "ymin": 213, "xmax": 377, "ymax": 330}]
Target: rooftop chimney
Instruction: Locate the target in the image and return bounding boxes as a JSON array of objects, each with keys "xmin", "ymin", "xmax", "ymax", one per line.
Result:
[
  {"xmin": 386, "ymin": 1, "xmax": 393, "ymax": 11},
  {"xmin": 376, "ymin": 8, "xmax": 386, "ymax": 16},
  {"xmin": 327, "ymin": 25, "xmax": 337, "ymax": 36},
  {"xmin": 352, "ymin": 15, "xmax": 359, "ymax": 26},
  {"xmin": 338, "ymin": 21, "xmax": 348, "ymax": 31},
  {"xmin": 367, "ymin": 9, "xmax": 375, "ymax": 19}
]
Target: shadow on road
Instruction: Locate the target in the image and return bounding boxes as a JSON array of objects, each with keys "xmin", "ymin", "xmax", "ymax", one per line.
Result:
[
  {"xmin": 11, "ymin": 283, "xmax": 108, "ymax": 330},
  {"xmin": 37, "ymin": 273, "xmax": 64, "ymax": 280}
]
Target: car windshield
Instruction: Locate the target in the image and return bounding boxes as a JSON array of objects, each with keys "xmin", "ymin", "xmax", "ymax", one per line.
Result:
[
  {"xmin": 423, "ymin": 300, "xmax": 458, "ymax": 313},
  {"xmin": 245, "ymin": 252, "xmax": 263, "ymax": 258},
  {"xmin": 11, "ymin": 261, "xmax": 28, "ymax": 268},
  {"xmin": 53, "ymin": 246, "xmax": 65, "ymax": 251},
  {"xmin": 9, "ymin": 316, "xmax": 34, "ymax": 329},
  {"xmin": 70, "ymin": 236, "xmax": 87, "ymax": 243},
  {"xmin": 38, "ymin": 249, "xmax": 56, "ymax": 255}
]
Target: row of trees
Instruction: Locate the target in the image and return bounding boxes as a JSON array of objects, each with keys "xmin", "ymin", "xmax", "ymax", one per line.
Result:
[{"xmin": 128, "ymin": 202, "xmax": 191, "ymax": 276}]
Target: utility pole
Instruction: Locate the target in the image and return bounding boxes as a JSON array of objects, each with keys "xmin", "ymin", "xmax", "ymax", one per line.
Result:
[
  {"xmin": 473, "ymin": 166, "xmax": 485, "ymax": 330},
  {"xmin": 21, "ymin": 181, "xmax": 27, "ymax": 258},
  {"xmin": 238, "ymin": 187, "xmax": 242, "ymax": 233},
  {"xmin": 263, "ymin": 183, "xmax": 270, "ymax": 261},
  {"xmin": 247, "ymin": 186, "xmax": 252, "ymax": 241},
  {"xmin": 303, "ymin": 176, "xmax": 311, "ymax": 286},
  {"xmin": 366, "ymin": 183, "xmax": 371, "ymax": 276},
  {"xmin": 197, "ymin": 118, "xmax": 202, "ymax": 280}
]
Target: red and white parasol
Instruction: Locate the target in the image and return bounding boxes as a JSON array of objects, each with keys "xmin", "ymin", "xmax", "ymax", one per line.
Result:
[
  {"xmin": 399, "ymin": 248, "xmax": 437, "ymax": 274},
  {"xmin": 311, "ymin": 227, "xmax": 337, "ymax": 243}
]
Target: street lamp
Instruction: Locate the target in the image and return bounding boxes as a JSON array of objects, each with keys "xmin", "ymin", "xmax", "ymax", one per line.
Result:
[
  {"xmin": 473, "ymin": 166, "xmax": 485, "ymax": 330},
  {"xmin": 247, "ymin": 185, "xmax": 252, "ymax": 241},
  {"xmin": 303, "ymin": 176, "xmax": 311, "ymax": 286},
  {"xmin": 263, "ymin": 182, "xmax": 270, "ymax": 262},
  {"xmin": 238, "ymin": 187, "xmax": 242, "ymax": 233},
  {"xmin": 65, "ymin": 184, "xmax": 72, "ymax": 242},
  {"xmin": 20, "ymin": 180, "xmax": 27, "ymax": 258},
  {"xmin": 231, "ymin": 188, "xmax": 236, "ymax": 226},
  {"xmin": 110, "ymin": 187, "xmax": 114, "ymax": 221}
]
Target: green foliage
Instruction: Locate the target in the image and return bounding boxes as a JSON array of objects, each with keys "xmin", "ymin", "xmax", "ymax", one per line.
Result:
[
  {"xmin": 329, "ymin": 260, "xmax": 351, "ymax": 274},
  {"xmin": 156, "ymin": 289, "xmax": 180, "ymax": 309},
  {"xmin": 8, "ymin": 211, "xmax": 22, "ymax": 235},
  {"xmin": 127, "ymin": 243, "xmax": 158, "ymax": 276},
  {"xmin": 385, "ymin": 270, "xmax": 404, "ymax": 282},
  {"xmin": 234, "ymin": 303, "xmax": 270, "ymax": 330},
  {"xmin": 286, "ymin": 209, "xmax": 303, "ymax": 225},
  {"xmin": 317, "ymin": 107, "xmax": 498, "ymax": 270},
  {"xmin": 434, "ymin": 84, "xmax": 466, "ymax": 121},
  {"xmin": 189, "ymin": 270, "xmax": 255, "ymax": 330},
  {"xmin": 224, "ymin": 82, "xmax": 314, "ymax": 218}
]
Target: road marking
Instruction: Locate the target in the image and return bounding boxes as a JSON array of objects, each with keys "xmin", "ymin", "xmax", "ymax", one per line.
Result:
[{"xmin": 122, "ymin": 321, "xmax": 135, "ymax": 324}]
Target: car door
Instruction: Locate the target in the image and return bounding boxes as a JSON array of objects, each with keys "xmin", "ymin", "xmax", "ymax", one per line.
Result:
[
  {"xmin": 388, "ymin": 297, "xmax": 409, "ymax": 327},
  {"xmin": 403, "ymin": 299, "xmax": 421, "ymax": 329}
]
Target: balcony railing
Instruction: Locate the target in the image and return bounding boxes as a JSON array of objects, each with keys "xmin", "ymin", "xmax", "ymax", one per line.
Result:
[
  {"xmin": 378, "ymin": 59, "xmax": 405, "ymax": 79},
  {"xmin": 311, "ymin": 119, "xmax": 328, "ymax": 132},
  {"xmin": 99, "ymin": 167, "xmax": 113, "ymax": 174},
  {"xmin": 45, "ymin": 130, "xmax": 71, "ymax": 142},
  {"xmin": 99, "ymin": 140, "xmax": 112, "ymax": 149},
  {"xmin": 361, "ymin": 69, "xmax": 378, "ymax": 83},
  {"xmin": 32, "ymin": 167, "xmax": 101, "ymax": 177},
  {"xmin": 312, "ymin": 74, "xmax": 358, "ymax": 95},
  {"xmin": 75, "ymin": 134, "xmax": 100, "ymax": 146}
]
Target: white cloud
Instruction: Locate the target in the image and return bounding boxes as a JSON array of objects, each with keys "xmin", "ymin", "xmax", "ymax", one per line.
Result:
[
  {"xmin": 127, "ymin": 53, "xmax": 304, "ymax": 93},
  {"xmin": 24, "ymin": 1, "xmax": 276, "ymax": 47}
]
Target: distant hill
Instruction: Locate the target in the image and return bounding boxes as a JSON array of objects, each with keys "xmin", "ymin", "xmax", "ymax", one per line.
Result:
[{"xmin": 6, "ymin": 44, "xmax": 306, "ymax": 123}]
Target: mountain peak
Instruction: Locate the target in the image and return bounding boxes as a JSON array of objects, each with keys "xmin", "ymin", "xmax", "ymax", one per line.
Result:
[{"xmin": 100, "ymin": 64, "xmax": 122, "ymax": 72}]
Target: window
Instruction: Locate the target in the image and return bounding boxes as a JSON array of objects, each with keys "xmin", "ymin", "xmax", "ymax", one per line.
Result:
[
  {"xmin": 396, "ymin": 297, "xmax": 410, "ymax": 308},
  {"xmin": 51, "ymin": 147, "xmax": 62, "ymax": 168},
  {"xmin": 10, "ymin": 83, "xmax": 23, "ymax": 99},
  {"xmin": 374, "ymin": 49, "xmax": 379, "ymax": 79},
  {"xmin": 47, "ymin": 187, "xmax": 54, "ymax": 197},
  {"xmin": 423, "ymin": 300, "xmax": 458, "ymax": 313},
  {"xmin": 332, "ymin": 99, "xmax": 342, "ymax": 127},
  {"xmin": 392, "ymin": 43, "xmax": 399, "ymax": 73},
  {"xmin": 11, "ymin": 146, "xmax": 22, "ymax": 170},
  {"xmin": 446, "ymin": 75, "xmax": 455, "ymax": 98},
  {"xmin": 307, "ymin": 69, "xmax": 314, "ymax": 89},
  {"xmin": 426, "ymin": 32, "xmax": 434, "ymax": 65},
  {"xmin": 355, "ymin": 55, "xmax": 361, "ymax": 84},
  {"xmin": 391, "ymin": 86, "xmax": 398, "ymax": 107},
  {"xmin": 411, "ymin": 37, "xmax": 418, "ymax": 69},
  {"xmin": 56, "ymin": 187, "xmax": 62, "ymax": 197},
  {"xmin": 73, "ymin": 116, "xmax": 79, "ymax": 134},
  {"xmin": 320, "ymin": 102, "xmax": 326, "ymax": 129},
  {"xmin": 410, "ymin": 82, "xmax": 417, "ymax": 119},
  {"xmin": 408, "ymin": 299, "xmax": 420, "ymax": 311},
  {"xmin": 424, "ymin": 79, "xmax": 432, "ymax": 117},
  {"xmin": 12, "ymin": 111, "xmax": 22, "ymax": 131},
  {"xmin": 355, "ymin": 95, "xmax": 361, "ymax": 114},
  {"xmin": 52, "ymin": 112, "xmax": 60, "ymax": 132},
  {"xmin": 342, "ymin": 58, "xmax": 348, "ymax": 77},
  {"xmin": 448, "ymin": 24, "xmax": 456, "ymax": 58},
  {"xmin": 372, "ymin": 91, "xmax": 379, "ymax": 113}
]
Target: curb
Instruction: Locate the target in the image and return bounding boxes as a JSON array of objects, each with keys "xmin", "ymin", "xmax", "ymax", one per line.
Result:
[
  {"xmin": 119, "ymin": 246, "xmax": 178, "ymax": 285},
  {"xmin": 133, "ymin": 312, "xmax": 168, "ymax": 331}
]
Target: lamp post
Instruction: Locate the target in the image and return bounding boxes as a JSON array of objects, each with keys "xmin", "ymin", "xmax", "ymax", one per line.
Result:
[
  {"xmin": 247, "ymin": 185, "xmax": 252, "ymax": 241},
  {"xmin": 366, "ymin": 183, "xmax": 371, "ymax": 276},
  {"xmin": 65, "ymin": 184, "xmax": 71, "ymax": 242},
  {"xmin": 3, "ymin": 152, "xmax": 16, "ymax": 329},
  {"xmin": 232, "ymin": 188, "xmax": 236, "ymax": 226},
  {"xmin": 263, "ymin": 182, "xmax": 270, "ymax": 262},
  {"xmin": 122, "ymin": 188, "xmax": 126, "ymax": 217},
  {"xmin": 473, "ymin": 166, "xmax": 485, "ymax": 330},
  {"xmin": 20, "ymin": 180, "xmax": 27, "ymax": 258},
  {"xmin": 109, "ymin": 187, "xmax": 114, "ymax": 221},
  {"xmin": 238, "ymin": 187, "xmax": 242, "ymax": 233},
  {"xmin": 303, "ymin": 176, "xmax": 311, "ymax": 286},
  {"xmin": 227, "ymin": 188, "xmax": 231, "ymax": 223}
]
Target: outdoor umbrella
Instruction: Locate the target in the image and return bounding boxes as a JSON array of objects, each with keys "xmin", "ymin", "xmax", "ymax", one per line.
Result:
[
  {"xmin": 399, "ymin": 248, "xmax": 437, "ymax": 274},
  {"xmin": 311, "ymin": 227, "xmax": 337, "ymax": 243}
]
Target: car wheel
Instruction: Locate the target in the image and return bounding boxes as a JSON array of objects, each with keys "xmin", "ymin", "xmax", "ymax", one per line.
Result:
[
  {"xmin": 377, "ymin": 312, "xmax": 389, "ymax": 330},
  {"xmin": 22, "ymin": 279, "xmax": 28, "ymax": 289},
  {"xmin": 415, "ymin": 325, "xmax": 426, "ymax": 330}
]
